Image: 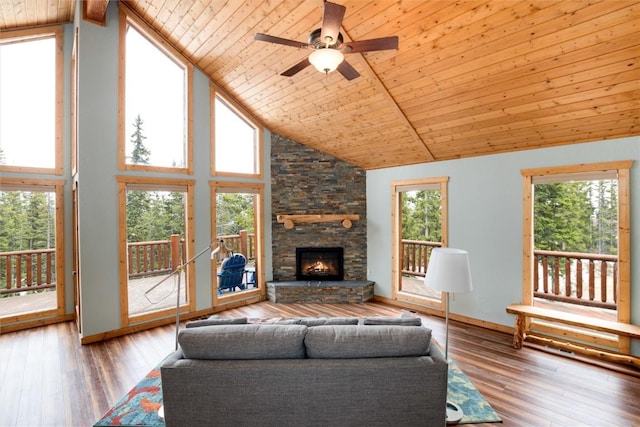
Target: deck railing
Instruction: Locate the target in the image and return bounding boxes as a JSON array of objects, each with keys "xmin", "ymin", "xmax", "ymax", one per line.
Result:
[
  {"xmin": 401, "ymin": 239, "xmax": 442, "ymax": 277},
  {"xmin": 127, "ymin": 235, "xmax": 185, "ymax": 279},
  {"xmin": 401, "ymin": 242, "xmax": 618, "ymax": 311},
  {"xmin": 0, "ymin": 232, "xmax": 257, "ymax": 297},
  {"xmin": 219, "ymin": 231, "xmax": 255, "ymax": 261},
  {"xmin": 3, "ymin": 238, "xmax": 616, "ymax": 311},
  {"xmin": 128, "ymin": 232, "xmax": 256, "ymax": 279},
  {"xmin": 0, "ymin": 249, "xmax": 56, "ymax": 296},
  {"xmin": 534, "ymin": 250, "xmax": 618, "ymax": 310}
]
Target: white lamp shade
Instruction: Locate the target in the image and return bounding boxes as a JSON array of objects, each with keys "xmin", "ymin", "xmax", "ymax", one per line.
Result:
[
  {"xmin": 309, "ymin": 48, "xmax": 344, "ymax": 73},
  {"xmin": 424, "ymin": 248, "xmax": 473, "ymax": 293}
]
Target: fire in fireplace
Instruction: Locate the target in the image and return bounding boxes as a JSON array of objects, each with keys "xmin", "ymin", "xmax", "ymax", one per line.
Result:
[{"xmin": 296, "ymin": 247, "xmax": 344, "ymax": 281}]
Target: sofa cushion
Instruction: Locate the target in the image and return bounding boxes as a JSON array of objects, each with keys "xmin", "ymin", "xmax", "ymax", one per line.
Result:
[
  {"xmin": 363, "ymin": 316, "xmax": 422, "ymax": 326},
  {"xmin": 304, "ymin": 325, "xmax": 432, "ymax": 359},
  {"xmin": 270, "ymin": 318, "xmax": 302, "ymax": 324},
  {"xmin": 185, "ymin": 316, "xmax": 248, "ymax": 328},
  {"xmin": 269, "ymin": 317, "xmax": 359, "ymax": 326},
  {"xmin": 178, "ymin": 324, "xmax": 307, "ymax": 359},
  {"xmin": 298, "ymin": 317, "xmax": 359, "ymax": 326}
]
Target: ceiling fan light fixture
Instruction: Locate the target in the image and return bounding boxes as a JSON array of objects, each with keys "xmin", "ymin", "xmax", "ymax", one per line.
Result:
[{"xmin": 309, "ymin": 48, "xmax": 344, "ymax": 74}]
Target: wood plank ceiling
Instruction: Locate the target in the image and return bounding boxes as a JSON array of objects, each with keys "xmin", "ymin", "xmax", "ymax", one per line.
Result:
[{"xmin": 2, "ymin": 1, "xmax": 638, "ymax": 170}]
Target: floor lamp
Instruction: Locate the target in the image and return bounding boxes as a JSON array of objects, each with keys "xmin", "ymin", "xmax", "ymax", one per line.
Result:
[
  {"xmin": 144, "ymin": 239, "xmax": 232, "ymax": 350},
  {"xmin": 424, "ymin": 247, "xmax": 473, "ymax": 425}
]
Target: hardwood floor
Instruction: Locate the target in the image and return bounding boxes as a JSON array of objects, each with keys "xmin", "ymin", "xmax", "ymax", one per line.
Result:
[{"xmin": 1, "ymin": 301, "xmax": 638, "ymax": 426}]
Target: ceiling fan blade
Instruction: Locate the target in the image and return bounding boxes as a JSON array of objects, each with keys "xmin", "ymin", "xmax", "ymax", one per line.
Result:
[
  {"xmin": 337, "ymin": 60, "xmax": 360, "ymax": 81},
  {"xmin": 342, "ymin": 36, "xmax": 399, "ymax": 53},
  {"xmin": 255, "ymin": 33, "xmax": 310, "ymax": 49},
  {"xmin": 281, "ymin": 58, "xmax": 311, "ymax": 77},
  {"xmin": 320, "ymin": 1, "xmax": 346, "ymax": 46}
]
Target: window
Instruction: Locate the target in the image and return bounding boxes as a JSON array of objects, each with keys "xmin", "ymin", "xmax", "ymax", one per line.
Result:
[
  {"xmin": 522, "ymin": 161, "xmax": 632, "ymax": 353},
  {"xmin": 211, "ymin": 182, "xmax": 264, "ymax": 304},
  {"xmin": 117, "ymin": 177, "xmax": 195, "ymax": 323},
  {"xmin": 118, "ymin": 6, "xmax": 193, "ymax": 173},
  {"xmin": 392, "ymin": 177, "xmax": 448, "ymax": 308},
  {"xmin": 0, "ymin": 178, "xmax": 65, "ymax": 321},
  {"xmin": 0, "ymin": 27, "xmax": 63, "ymax": 174},
  {"xmin": 211, "ymin": 88, "xmax": 262, "ymax": 178}
]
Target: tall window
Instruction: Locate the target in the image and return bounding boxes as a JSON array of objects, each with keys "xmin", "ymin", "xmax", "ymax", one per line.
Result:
[
  {"xmin": 0, "ymin": 27, "xmax": 63, "ymax": 174},
  {"xmin": 392, "ymin": 177, "xmax": 448, "ymax": 308},
  {"xmin": 211, "ymin": 89, "xmax": 262, "ymax": 178},
  {"xmin": 0, "ymin": 179, "xmax": 65, "ymax": 321},
  {"xmin": 118, "ymin": 177, "xmax": 195, "ymax": 323},
  {"xmin": 522, "ymin": 161, "xmax": 632, "ymax": 353},
  {"xmin": 211, "ymin": 182, "xmax": 263, "ymax": 304},
  {"xmin": 118, "ymin": 7, "xmax": 192, "ymax": 173}
]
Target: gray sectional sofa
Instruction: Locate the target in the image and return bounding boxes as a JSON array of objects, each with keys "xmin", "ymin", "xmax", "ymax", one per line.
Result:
[{"xmin": 160, "ymin": 317, "xmax": 448, "ymax": 427}]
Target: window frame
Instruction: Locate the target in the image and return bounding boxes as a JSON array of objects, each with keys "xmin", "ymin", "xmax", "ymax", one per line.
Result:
[
  {"xmin": 210, "ymin": 181, "xmax": 265, "ymax": 305},
  {"xmin": 391, "ymin": 176, "xmax": 449, "ymax": 309},
  {"xmin": 117, "ymin": 5, "xmax": 193, "ymax": 174},
  {"xmin": 210, "ymin": 84, "xmax": 263, "ymax": 179},
  {"xmin": 117, "ymin": 176, "xmax": 195, "ymax": 325},
  {"xmin": 0, "ymin": 26, "xmax": 63, "ymax": 175},
  {"xmin": 521, "ymin": 160, "xmax": 632, "ymax": 353},
  {"xmin": 0, "ymin": 177, "xmax": 66, "ymax": 323}
]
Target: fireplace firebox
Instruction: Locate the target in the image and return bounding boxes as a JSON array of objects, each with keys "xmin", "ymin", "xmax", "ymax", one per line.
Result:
[{"xmin": 296, "ymin": 247, "xmax": 344, "ymax": 281}]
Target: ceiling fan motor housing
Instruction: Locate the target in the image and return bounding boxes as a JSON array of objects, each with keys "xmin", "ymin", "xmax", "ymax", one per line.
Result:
[{"xmin": 308, "ymin": 28, "xmax": 343, "ymax": 49}]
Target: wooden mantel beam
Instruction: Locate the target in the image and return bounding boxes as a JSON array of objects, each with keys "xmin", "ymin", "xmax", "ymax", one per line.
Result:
[{"xmin": 276, "ymin": 214, "xmax": 360, "ymax": 229}]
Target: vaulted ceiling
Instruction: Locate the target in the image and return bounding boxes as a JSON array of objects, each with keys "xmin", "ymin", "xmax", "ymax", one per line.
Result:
[{"xmin": 2, "ymin": 1, "xmax": 638, "ymax": 170}]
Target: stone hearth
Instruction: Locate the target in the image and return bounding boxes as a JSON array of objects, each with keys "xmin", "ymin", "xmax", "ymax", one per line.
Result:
[{"xmin": 267, "ymin": 281, "xmax": 374, "ymax": 304}]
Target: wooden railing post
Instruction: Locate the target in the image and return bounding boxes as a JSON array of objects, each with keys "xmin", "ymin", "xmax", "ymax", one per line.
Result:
[
  {"xmin": 533, "ymin": 249, "xmax": 617, "ymax": 310},
  {"xmin": 170, "ymin": 234, "xmax": 181, "ymax": 271},
  {"xmin": 239, "ymin": 230, "xmax": 248, "ymax": 257}
]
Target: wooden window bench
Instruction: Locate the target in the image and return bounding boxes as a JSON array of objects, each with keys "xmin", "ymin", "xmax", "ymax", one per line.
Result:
[{"xmin": 506, "ymin": 304, "xmax": 640, "ymax": 368}]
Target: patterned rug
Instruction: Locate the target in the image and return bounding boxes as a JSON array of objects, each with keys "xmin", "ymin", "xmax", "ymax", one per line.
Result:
[
  {"xmin": 447, "ymin": 357, "xmax": 502, "ymax": 424},
  {"xmin": 94, "ymin": 346, "xmax": 501, "ymax": 426}
]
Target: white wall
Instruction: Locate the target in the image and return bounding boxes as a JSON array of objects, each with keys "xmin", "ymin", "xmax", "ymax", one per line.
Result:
[
  {"xmin": 75, "ymin": 3, "xmax": 272, "ymax": 337},
  {"xmin": 367, "ymin": 137, "xmax": 640, "ymax": 353},
  {"xmin": 76, "ymin": 5, "xmax": 122, "ymax": 335}
]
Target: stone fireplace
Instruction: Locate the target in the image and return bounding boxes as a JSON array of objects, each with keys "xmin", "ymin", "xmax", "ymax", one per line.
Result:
[
  {"xmin": 296, "ymin": 247, "xmax": 344, "ymax": 281},
  {"xmin": 270, "ymin": 133, "xmax": 367, "ymax": 283}
]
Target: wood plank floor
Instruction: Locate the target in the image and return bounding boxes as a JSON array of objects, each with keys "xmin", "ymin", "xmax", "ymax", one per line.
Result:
[{"xmin": 0, "ymin": 301, "xmax": 638, "ymax": 426}]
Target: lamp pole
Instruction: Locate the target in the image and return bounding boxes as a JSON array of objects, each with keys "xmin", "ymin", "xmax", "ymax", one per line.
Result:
[{"xmin": 145, "ymin": 241, "xmax": 221, "ymax": 350}]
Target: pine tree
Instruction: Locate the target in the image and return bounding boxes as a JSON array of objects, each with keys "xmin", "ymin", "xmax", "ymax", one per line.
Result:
[
  {"xmin": 216, "ymin": 193, "xmax": 255, "ymax": 234},
  {"xmin": 401, "ymin": 190, "xmax": 441, "ymax": 242},
  {"xmin": 130, "ymin": 114, "xmax": 151, "ymax": 165},
  {"xmin": 534, "ymin": 182, "xmax": 593, "ymax": 253},
  {"xmin": 591, "ymin": 180, "xmax": 618, "ymax": 255}
]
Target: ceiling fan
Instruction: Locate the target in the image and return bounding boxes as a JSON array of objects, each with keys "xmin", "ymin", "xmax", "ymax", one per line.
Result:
[{"xmin": 254, "ymin": 1, "xmax": 399, "ymax": 81}]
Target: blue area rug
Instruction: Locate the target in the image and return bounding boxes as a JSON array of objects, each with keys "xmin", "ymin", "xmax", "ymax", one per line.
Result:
[
  {"xmin": 448, "ymin": 357, "xmax": 502, "ymax": 424},
  {"xmin": 95, "ymin": 346, "xmax": 501, "ymax": 426}
]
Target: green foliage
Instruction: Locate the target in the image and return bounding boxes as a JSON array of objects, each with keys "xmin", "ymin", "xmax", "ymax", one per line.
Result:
[
  {"xmin": 130, "ymin": 114, "xmax": 150, "ymax": 165},
  {"xmin": 534, "ymin": 180, "xmax": 618, "ymax": 255},
  {"xmin": 0, "ymin": 191, "xmax": 55, "ymax": 252},
  {"xmin": 592, "ymin": 180, "xmax": 618, "ymax": 255},
  {"xmin": 126, "ymin": 190, "xmax": 152, "ymax": 242},
  {"xmin": 126, "ymin": 191, "xmax": 185, "ymax": 242},
  {"xmin": 401, "ymin": 190, "xmax": 441, "ymax": 242},
  {"xmin": 216, "ymin": 193, "xmax": 255, "ymax": 234}
]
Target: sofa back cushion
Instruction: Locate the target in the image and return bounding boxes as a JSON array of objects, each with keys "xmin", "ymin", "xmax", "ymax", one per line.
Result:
[
  {"xmin": 298, "ymin": 317, "xmax": 359, "ymax": 326},
  {"xmin": 363, "ymin": 316, "xmax": 422, "ymax": 326},
  {"xmin": 185, "ymin": 316, "xmax": 248, "ymax": 328},
  {"xmin": 178, "ymin": 324, "xmax": 307, "ymax": 360},
  {"xmin": 304, "ymin": 325, "xmax": 432, "ymax": 359}
]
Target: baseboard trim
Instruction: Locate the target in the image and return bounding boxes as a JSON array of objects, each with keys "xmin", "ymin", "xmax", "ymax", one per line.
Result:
[
  {"xmin": 0, "ymin": 313, "xmax": 75, "ymax": 335},
  {"xmin": 373, "ymin": 295, "xmax": 512, "ymax": 335},
  {"xmin": 80, "ymin": 294, "xmax": 265, "ymax": 344}
]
